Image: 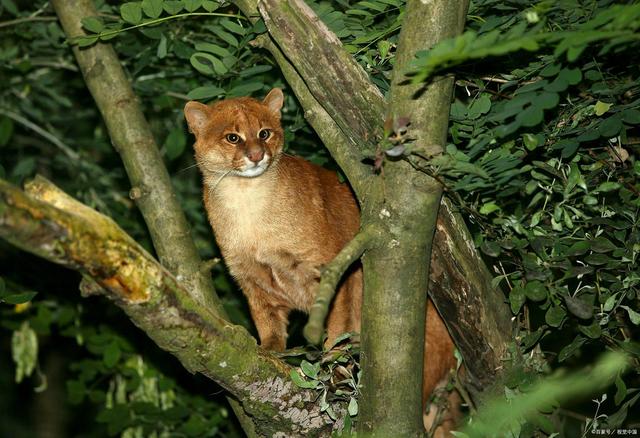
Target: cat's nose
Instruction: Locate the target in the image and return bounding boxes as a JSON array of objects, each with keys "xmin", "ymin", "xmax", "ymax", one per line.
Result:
[{"xmin": 246, "ymin": 149, "xmax": 264, "ymax": 163}]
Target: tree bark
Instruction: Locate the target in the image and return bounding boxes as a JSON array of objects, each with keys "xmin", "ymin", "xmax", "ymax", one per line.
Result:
[
  {"xmin": 0, "ymin": 177, "xmax": 338, "ymax": 437},
  {"xmin": 51, "ymin": 0, "xmax": 222, "ymax": 315},
  {"xmin": 244, "ymin": 0, "xmax": 513, "ymax": 404},
  {"xmin": 356, "ymin": 1, "xmax": 470, "ymax": 435},
  {"xmin": 50, "ymin": 1, "xmax": 261, "ymax": 432}
]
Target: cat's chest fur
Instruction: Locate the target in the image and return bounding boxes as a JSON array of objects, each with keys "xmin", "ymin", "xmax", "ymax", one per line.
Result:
[{"xmin": 204, "ymin": 174, "xmax": 320, "ymax": 310}]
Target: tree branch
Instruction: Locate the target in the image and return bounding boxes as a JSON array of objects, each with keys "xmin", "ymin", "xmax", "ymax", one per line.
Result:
[
  {"xmin": 303, "ymin": 223, "xmax": 383, "ymax": 345},
  {"xmin": 0, "ymin": 176, "xmax": 337, "ymax": 436},
  {"xmin": 251, "ymin": 34, "xmax": 372, "ymax": 198},
  {"xmin": 258, "ymin": 0, "xmax": 384, "ymax": 152},
  {"xmin": 51, "ymin": 0, "xmax": 223, "ymax": 315},
  {"xmin": 243, "ymin": 0, "xmax": 513, "ymax": 403},
  {"xmin": 430, "ymin": 199, "xmax": 512, "ymax": 399}
]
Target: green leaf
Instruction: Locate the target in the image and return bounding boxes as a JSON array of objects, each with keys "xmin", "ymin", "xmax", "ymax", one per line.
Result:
[
  {"xmin": 558, "ymin": 335, "xmax": 585, "ymax": 362},
  {"xmin": 479, "ymin": 202, "xmax": 500, "ymax": 215},
  {"xmin": 468, "ymin": 95, "xmax": 491, "ymax": 119},
  {"xmin": 584, "ymin": 253, "xmax": 610, "ymax": 265},
  {"xmin": 566, "ymin": 241, "xmax": 591, "ymax": 256},
  {"xmin": 509, "ymin": 286, "xmax": 526, "ymax": 315},
  {"xmin": 579, "ymin": 321, "xmax": 602, "ymax": 339},
  {"xmin": 2, "ymin": 291, "xmax": 38, "ymax": 304},
  {"xmin": 157, "ymin": 34, "xmax": 167, "ymax": 58},
  {"xmin": 12, "ymin": 322, "xmax": 38, "ymax": 383},
  {"xmin": 187, "ymin": 86, "xmax": 224, "ymax": 100},
  {"xmin": 348, "ymin": 397, "xmax": 358, "ymax": 416},
  {"xmin": 565, "ymin": 162, "xmax": 586, "ymax": 193},
  {"xmin": 190, "ymin": 52, "xmax": 227, "ymax": 76},
  {"xmin": 558, "ymin": 67, "xmax": 582, "ymax": 85},
  {"xmin": 545, "ymin": 305, "xmax": 566, "ymax": 327},
  {"xmin": 11, "ymin": 157, "xmax": 36, "ymax": 179},
  {"xmin": 480, "ymin": 240, "xmax": 501, "ymax": 257},
  {"xmin": 81, "ymin": 16, "xmax": 104, "ymax": 33},
  {"xmin": 221, "ymin": 19, "xmax": 245, "ymax": 35},
  {"xmin": 120, "ymin": 2, "xmax": 143, "ymax": 24},
  {"xmin": 598, "ymin": 116, "xmax": 623, "ymax": 138},
  {"xmin": 621, "ymin": 109, "xmax": 640, "ymax": 124},
  {"xmin": 595, "ymin": 181, "xmax": 621, "ymax": 192},
  {"xmin": 522, "ymin": 326, "xmax": 545, "ymax": 350},
  {"xmin": 522, "ymin": 133, "xmax": 539, "ymax": 150},
  {"xmin": 540, "ymin": 63, "xmax": 561, "ymax": 77},
  {"xmin": 0, "ymin": 116, "xmax": 14, "ymax": 146},
  {"xmin": 1, "ymin": 0, "xmax": 19, "ymax": 16},
  {"xmin": 603, "ymin": 293, "xmax": 618, "ymax": 312},
  {"xmin": 163, "ymin": 0, "xmax": 183, "ymax": 14},
  {"xmin": 515, "ymin": 105, "xmax": 543, "ymax": 128},
  {"xmin": 202, "ymin": 0, "xmax": 218, "ymax": 12},
  {"xmin": 621, "ymin": 306, "xmax": 640, "ymax": 325},
  {"xmin": 164, "ymin": 128, "xmax": 186, "ymax": 160},
  {"xmin": 565, "ymin": 295, "xmax": 593, "ymax": 320},
  {"xmin": 194, "ymin": 42, "xmax": 230, "ymax": 57},
  {"xmin": 591, "ymin": 237, "xmax": 616, "ymax": 253},
  {"xmin": 594, "ymin": 101, "xmax": 612, "ymax": 116},
  {"xmin": 183, "ymin": 0, "xmax": 202, "ymax": 12},
  {"xmin": 525, "ymin": 281, "xmax": 547, "ymax": 302},
  {"xmin": 103, "ymin": 341, "xmax": 121, "ymax": 367},
  {"xmin": 66, "ymin": 380, "xmax": 86, "ymax": 404},
  {"xmin": 289, "ymin": 369, "xmax": 318, "ymax": 389},
  {"xmin": 534, "ymin": 92, "xmax": 559, "ymax": 110},
  {"xmin": 76, "ymin": 35, "xmax": 99, "ymax": 47},
  {"xmin": 614, "ymin": 373, "xmax": 627, "ymax": 406},
  {"xmin": 142, "ymin": 0, "xmax": 164, "ymax": 18},
  {"xmin": 300, "ymin": 360, "xmax": 319, "ymax": 379},
  {"xmin": 227, "ymin": 82, "xmax": 264, "ymax": 97}
]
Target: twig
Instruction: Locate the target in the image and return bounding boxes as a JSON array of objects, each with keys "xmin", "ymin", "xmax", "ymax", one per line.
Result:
[
  {"xmin": 303, "ymin": 222, "xmax": 383, "ymax": 345},
  {"xmin": 0, "ymin": 108, "xmax": 80, "ymax": 161},
  {"xmin": 0, "ymin": 16, "xmax": 57, "ymax": 29},
  {"xmin": 200, "ymin": 258, "xmax": 220, "ymax": 274}
]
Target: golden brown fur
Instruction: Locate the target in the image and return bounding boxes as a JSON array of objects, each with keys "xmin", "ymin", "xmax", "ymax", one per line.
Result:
[{"xmin": 185, "ymin": 89, "xmax": 459, "ymax": 433}]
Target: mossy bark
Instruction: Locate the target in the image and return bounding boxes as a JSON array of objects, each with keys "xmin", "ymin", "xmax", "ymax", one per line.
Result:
[
  {"xmin": 51, "ymin": 0, "xmax": 222, "ymax": 315},
  {"xmin": 357, "ymin": 3, "xmax": 469, "ymax": 434},
  {"xmin": 246, "ymin": 0, "xmax": 514, "ymax": 430},
  {"xmin": 0, "ymin": 177, "xmax": 337, "ymax": 437}
]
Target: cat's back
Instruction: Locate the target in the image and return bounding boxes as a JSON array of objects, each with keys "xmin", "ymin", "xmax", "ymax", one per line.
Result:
[{"xmin": 276, "ymin": 154, "xmax": 360, "ymax": 246}]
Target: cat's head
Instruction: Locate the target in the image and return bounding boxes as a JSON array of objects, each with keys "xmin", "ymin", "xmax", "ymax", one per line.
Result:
[{"xmin": 184, "ymin": 88, "xmax": 285, "ymax": 179}]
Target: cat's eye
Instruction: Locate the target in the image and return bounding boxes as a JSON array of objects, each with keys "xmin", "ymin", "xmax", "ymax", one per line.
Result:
[
  {"xmin": 226, "ymin": 133, "xmax": 240, "ymax": 144},
  {"xmin": 258, "ymin": 129, "xmax": 271, "ymax": 140}
]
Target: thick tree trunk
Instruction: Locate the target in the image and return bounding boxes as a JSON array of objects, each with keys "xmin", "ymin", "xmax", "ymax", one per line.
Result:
[
  {"xmin": 246, "ymin": 0, "xmax": 513, "ymax": 406},
  {"xmin": 356, "ymin": 1, "xmax": 469, "ymax": 435}
]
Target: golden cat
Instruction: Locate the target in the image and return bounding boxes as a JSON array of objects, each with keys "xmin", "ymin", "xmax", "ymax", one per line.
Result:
[{"xmin": 184, "ymin": 89, "xmax": 459, "ymax": 434}]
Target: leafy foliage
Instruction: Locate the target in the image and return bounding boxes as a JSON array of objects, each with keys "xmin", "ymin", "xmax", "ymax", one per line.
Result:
[
  {"xmin": 1, "ymin": 0, "xmax": 639, "ymax": 436},
  {"xmin": 402, "ymin": 0, "xmax": 640, "ymax": 435}
]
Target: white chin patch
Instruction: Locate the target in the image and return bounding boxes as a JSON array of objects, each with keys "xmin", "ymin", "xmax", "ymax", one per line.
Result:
[
  {"xmin": 236, "ymin": 155, "xmax": 270, "ymax": 178},
  {"xmin": 237, "ymin": 166, "xmax": 267, "ymax": 177}
]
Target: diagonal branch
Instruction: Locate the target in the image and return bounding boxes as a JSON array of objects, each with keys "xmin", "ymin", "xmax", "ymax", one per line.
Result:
[
  {"xmin": 251, "ymin": 35, "xmax": 372, "ymax": 197},
  {"xmin": 303, "ymin": 222, "xmax": 383, "ymax": 345},
  {"xmin": 51, "ymin": 0, "xmax": 222, "ymax": 315},
  {"xmin": 258, "ymin": 0, "xmax": 384, "ymax": 153},
  {"xmin": 0, "ymin": 176, "xmax": 336, "ymax": 436}
]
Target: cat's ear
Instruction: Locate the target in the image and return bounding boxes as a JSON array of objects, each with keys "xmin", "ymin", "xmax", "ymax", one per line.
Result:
[
  {"xmin": 263, "ymin": 88, "xmax": 284, "ymax": 116},
  {"xmin": 184, "ymin": 101, "xmax": 211, "ymax": 137}
]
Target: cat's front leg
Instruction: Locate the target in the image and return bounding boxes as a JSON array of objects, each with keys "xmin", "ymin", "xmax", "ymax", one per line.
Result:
[{"xmin": 243, "ymin": 283, "xmax": 290, "ymax": 351}]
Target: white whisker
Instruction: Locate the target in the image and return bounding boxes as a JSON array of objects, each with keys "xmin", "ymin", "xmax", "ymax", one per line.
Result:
[
  {"xmin": 210, "ymin": 169, "xmax": 232, "ymax": 191},
  {"xmin": 177, "ymin": 163, "xmax": 200, "ymax": 173}
]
